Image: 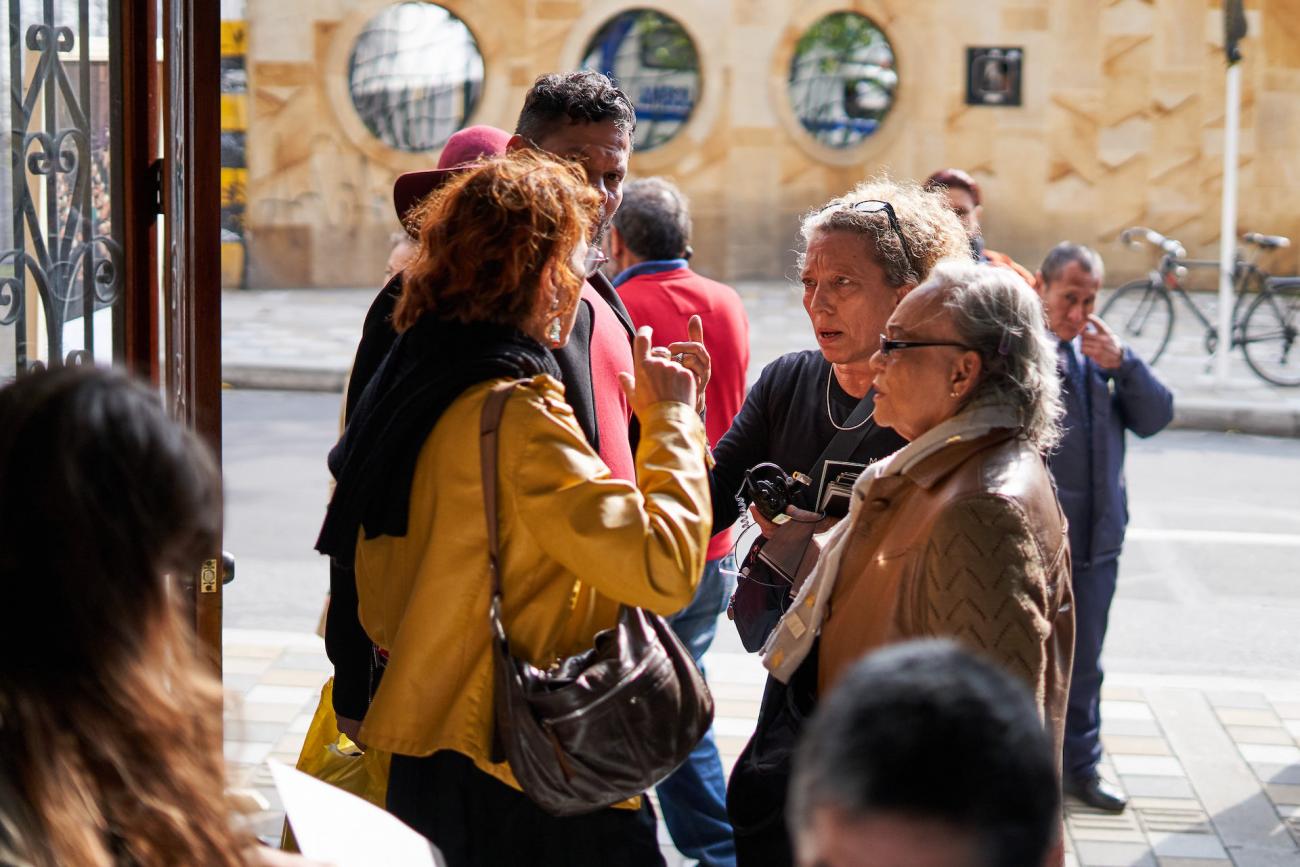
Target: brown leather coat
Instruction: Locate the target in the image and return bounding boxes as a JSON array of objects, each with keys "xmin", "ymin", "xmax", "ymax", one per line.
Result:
[{"xmin": 819, "ymin": 429, "xmax": 1074, "ymax": 765}]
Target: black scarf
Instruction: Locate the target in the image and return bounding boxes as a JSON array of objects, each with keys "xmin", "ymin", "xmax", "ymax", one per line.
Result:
[{"xmin": 316, "ymin": 315, "xmax": 559, "ymax": 567}]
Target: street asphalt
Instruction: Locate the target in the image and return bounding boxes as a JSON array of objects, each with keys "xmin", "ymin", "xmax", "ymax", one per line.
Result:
[{"xmin": 221, "ymin": 390, "xmax": 1300, "ymax": 678}]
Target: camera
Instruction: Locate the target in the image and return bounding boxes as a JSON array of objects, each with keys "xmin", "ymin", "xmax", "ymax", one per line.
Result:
[{"xmin": 742, "ymin": 462, "xmax": 810, "ymax": 522}]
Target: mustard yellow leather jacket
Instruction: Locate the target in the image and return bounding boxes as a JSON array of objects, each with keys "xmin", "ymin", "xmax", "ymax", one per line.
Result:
[{"xmin": 354, "ymin": 374, "xmax": 712, "ymax": 793}]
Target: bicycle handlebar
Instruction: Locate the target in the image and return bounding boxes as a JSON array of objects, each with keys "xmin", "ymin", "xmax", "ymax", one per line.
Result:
[
  {"xmin": 1119, "ymin": 226, "xmax": 1185, "ymax": 258},
  {"xmin": 1242, "ymin": 232, "xmax": 1291, "ymax": 250}
]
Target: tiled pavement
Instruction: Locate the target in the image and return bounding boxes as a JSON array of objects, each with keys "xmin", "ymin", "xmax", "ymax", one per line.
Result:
[{"xmin": 225, "ymin": 628, "xmax": 1300, "ymax": 866}]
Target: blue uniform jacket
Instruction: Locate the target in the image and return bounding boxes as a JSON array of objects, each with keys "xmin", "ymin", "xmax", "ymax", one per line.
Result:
[{"xmin": 1048, "ymin": 346, "xmax": 1173, "ymax": 569}]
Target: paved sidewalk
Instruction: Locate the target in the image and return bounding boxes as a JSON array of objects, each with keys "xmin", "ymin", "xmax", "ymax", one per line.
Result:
[
  {"xmin": 224, "ymin": 627, "xmax": 1300, "ymax": 866},
  {"xmin": 222, "ymin": 282, "xmax": 1300, "ymax": 437}
]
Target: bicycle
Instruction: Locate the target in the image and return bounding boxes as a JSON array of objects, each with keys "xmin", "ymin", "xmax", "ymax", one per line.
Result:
[{"xmin": 1100, "ymin": 227, "xmax": 1300, "ymax": 387}]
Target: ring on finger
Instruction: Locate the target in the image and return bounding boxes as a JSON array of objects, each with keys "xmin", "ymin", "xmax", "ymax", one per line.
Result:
[{"xmin": 672, "ymin": 352, "xmax": 687, "ymax": 364}]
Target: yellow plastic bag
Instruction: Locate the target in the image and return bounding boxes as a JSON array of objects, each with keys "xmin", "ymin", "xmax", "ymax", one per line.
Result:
[{"xmin": 280, "ymin": 677, "xmax": 391, "ymax": 851}]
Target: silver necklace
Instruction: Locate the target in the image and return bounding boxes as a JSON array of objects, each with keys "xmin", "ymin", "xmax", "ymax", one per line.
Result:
[{"xmin": 825, "ymin": 366, "xmax": 874, "ymax": 431}]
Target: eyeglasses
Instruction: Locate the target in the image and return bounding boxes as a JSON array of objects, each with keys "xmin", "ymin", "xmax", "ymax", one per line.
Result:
[
  {"xmin": 578, "ymin": 246, "xmax": 609, "ymax": 278},
  {"xmin": 879, "ymin": 334, "xmax": 976, "ymax": 357},
  {"xmin": 818, "ymin": 199, "xmax": 917, "ymax": 276}
]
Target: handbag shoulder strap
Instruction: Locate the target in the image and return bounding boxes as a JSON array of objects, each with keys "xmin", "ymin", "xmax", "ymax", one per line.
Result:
[{"xmin": 479, "ymin": 380, "xmax": 519, "ymax": 638}]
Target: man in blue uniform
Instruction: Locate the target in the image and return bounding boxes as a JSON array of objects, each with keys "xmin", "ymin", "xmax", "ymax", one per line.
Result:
[{"xmin": 1037, "ymin": 243, "xmax": 1174, "ymax": 812}]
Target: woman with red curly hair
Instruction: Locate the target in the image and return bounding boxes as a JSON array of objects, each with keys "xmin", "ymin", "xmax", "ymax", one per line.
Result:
[{"xmin": 317, "ymin": 151, "xmax": 711, "ymax": 866}]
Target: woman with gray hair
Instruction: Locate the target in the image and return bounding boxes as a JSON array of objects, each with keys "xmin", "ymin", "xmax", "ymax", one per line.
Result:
[
  {"xmin": 715, "ymin": 178, "xmax": 968, "ymax": 643},
  {"xmin": 722, "ymin": 179, "xmax": 967, "ymax": 866},
  {"xmin": 762, "ymin": 261, "xmax": 1075, "ymax": 781}
]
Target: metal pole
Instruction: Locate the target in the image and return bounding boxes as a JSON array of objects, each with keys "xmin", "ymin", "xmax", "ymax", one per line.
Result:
[{"xmin": 1216, "ymin": 61, "xmax": 1241, "ymax": 385}]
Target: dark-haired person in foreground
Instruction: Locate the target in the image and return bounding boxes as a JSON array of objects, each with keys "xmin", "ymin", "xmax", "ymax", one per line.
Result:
[
  {"xmin": 0, "ymin": 367, "xmax": 323, "ymax": 867},
  {"xmin": 788, "ymin": 641, "xmax": 1061, "ymax": 867}
]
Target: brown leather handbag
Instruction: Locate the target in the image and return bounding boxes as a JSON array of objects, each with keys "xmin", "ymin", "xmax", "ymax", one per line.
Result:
[{"xmin": 479, "ymin": 381, "xmax": 715, "ymax": 817}]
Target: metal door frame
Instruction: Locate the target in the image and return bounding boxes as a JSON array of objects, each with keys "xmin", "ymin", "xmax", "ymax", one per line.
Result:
[
  {"xmin": 162, "ymin": 0, "xmax": 223, "ymax": 666},
  {"xmin": 5, "ymin": 0, "xmax": 228, "ymax": 669}
]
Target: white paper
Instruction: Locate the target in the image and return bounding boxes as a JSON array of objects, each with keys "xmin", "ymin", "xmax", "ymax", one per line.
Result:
[{"xmin": 268, "ymin": 760, "xmax": 442, "ymax": 867}]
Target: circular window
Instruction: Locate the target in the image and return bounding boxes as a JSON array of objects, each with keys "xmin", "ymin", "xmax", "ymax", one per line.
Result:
[
  {"xmin": 580, "ymin": 10, "xmax": 700, "ymax": 151},
  {"xmin": 347, "ymin": 2, "xmax": 484, "ymax": 152},
  {"xmin": 788, "ymin": 12, "xmax": 898, "ymax": 149}
]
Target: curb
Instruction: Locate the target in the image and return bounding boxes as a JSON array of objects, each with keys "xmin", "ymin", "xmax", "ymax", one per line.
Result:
[
  {"xmin": 222, "ymin": 365, "xmax": 1300, "ymax": 439},
  {"xmin": 1171, "ymin": 398, "xmax": 1300, "ymax": 438},
  {"xmin": 222, "ymin": 365, "xmax": 346, "ymax": 393}
]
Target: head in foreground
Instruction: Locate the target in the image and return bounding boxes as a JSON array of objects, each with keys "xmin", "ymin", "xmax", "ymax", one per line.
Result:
[
  {"xmin": 798, "ymin": 178, "xmax": 968, "ymax": 377},
  {"xmin": 869, "ymin": 261, "xmax": 1062, "ymax": 448},
  {"xmin": 0, "ymin": 365, "xmax": 242, "ymax": 866},
  {"xmin": 395, "ymin": 149, "xmax": 603, "ymax": 347},
  {"xmin": 789, "ymin": 641, "xmax": 1060, "ymax": 867}
]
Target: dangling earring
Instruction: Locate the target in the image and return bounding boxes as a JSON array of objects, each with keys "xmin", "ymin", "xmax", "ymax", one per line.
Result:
[{"xmin": 544, "ymin": 289, "xmax": 563, "ymax": 346}]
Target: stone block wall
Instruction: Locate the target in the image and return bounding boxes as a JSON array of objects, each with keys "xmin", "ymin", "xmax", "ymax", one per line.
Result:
[{"xmin": 243, "ymin": 0, "xmax": 1300, "ymax": 288}]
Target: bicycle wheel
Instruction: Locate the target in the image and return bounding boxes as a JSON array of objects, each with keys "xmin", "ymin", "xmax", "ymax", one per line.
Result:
[
  {"xmin": 1100, "ymin": 280, "xmax": 1174, "ymax": 364},
  {"xmin": 1242, "ymin": 282, "xmax": 1300, "ymax": 386}
]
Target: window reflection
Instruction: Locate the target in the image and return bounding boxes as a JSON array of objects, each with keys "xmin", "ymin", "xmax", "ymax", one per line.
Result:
[
  {"xmin": 348, "ymin": 2, "xmax": 484, "ymax": 152},
  {"xmin": 788, "ymin": 12, "xmax": 898, "ymax": 149},
  {"xmin": 581, "ymin": 9, "xmax": 700, "ymax": 151}
]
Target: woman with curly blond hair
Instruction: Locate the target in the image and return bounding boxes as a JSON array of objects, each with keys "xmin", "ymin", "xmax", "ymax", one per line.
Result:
[
  {"xmin": 720, "ymin": 176, "xmax": 969, "ymax": 865},
  {"xmin": 316, "ymin": 150, "xmax": 712, "ymax": 866}
]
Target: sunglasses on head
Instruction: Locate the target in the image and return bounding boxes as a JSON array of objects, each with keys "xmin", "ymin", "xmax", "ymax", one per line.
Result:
[{"xmin": 818, "ymin": 199, "xmax": 917, "ymax": 275}]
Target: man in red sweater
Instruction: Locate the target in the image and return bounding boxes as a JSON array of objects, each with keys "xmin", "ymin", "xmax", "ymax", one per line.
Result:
[{"xmin": 610, "ymin": 177, "xmax": 750, "ymax": 867}]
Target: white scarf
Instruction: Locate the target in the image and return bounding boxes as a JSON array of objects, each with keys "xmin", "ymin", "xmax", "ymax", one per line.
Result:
[{"xmin": 760, "ymin": 402, "xmax": 1022, "ymax": 683}]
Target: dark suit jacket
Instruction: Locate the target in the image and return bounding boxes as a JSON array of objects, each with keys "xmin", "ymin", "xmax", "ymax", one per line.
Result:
[
  {"xmin": 326, "ymin": 270, "xmax": 637, "ymax": 719},
  {"xmin": 1048, "ymin": 344, "xmax": 1173, "ymax": 569}
]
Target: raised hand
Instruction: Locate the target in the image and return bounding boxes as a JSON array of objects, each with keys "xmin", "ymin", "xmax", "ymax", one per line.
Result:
[
  {"xmin": 619, "ymin": 326, "xmax": 698, "ymax": 416},
  {"xmin": 1081, "ymin": 314, "xmax": 1124, "ymax": 370},
  {"xmin": 666, "ymin": 315, "xmax": 711, "ymax": 415}
]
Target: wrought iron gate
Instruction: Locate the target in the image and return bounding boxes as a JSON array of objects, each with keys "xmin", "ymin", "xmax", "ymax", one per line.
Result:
[{"xmin": 2, "ymin": 0, "xmax": 125, "ymax": 376}]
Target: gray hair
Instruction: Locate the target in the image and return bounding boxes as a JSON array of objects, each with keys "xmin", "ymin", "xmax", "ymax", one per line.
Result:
[
  {"xmin": 925, "ymin": 262, "xmax": 1063, "ymax": 451},
  {"xmin": 613, "ymin": 177, "xmax": 692, "ymax": 260},
  {"xmin": 1039, "ymin": 242, "xmax": 1104, "ymax": 286},
  {"xmin": 799, "ymin": 176, "xmax": 970, "ymax": 288}
]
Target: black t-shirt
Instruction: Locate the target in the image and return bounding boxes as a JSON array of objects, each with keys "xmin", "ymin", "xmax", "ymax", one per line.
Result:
[{"xmin": 710, "ymin": 349, "xmax": 907, "ymax": 533}]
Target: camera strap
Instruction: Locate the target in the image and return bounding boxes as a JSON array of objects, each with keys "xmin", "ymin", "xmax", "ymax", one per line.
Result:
[{"xmin": 799, "ymin": 388, "xmax": 876, "ymax": 512}]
